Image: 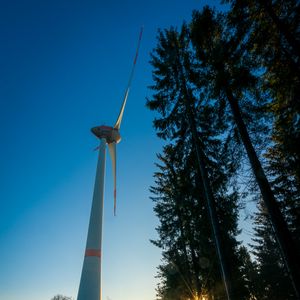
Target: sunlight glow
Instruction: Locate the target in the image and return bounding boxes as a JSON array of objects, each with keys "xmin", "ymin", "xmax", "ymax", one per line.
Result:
[{"xmin": 200, "ymin": 293, "xmax": 209, "ymax": 300}]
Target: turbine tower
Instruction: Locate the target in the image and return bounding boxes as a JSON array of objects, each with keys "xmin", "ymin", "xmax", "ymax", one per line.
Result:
[{"xmin": 77, "ymin": 28, "xmax": 143, "ymax": 300}]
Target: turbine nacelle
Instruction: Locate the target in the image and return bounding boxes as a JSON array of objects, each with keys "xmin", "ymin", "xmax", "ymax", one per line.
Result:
[{"xmin": 91, "ymin": 125, "xmax": 121, "ymax": 144}]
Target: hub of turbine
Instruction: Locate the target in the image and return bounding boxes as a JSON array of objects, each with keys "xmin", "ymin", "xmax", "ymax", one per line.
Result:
[{"xmin": 91, "ymin": 125, "xmax": 121, "ymax": 144}]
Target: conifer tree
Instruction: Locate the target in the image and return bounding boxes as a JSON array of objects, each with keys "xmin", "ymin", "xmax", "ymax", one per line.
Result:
[
  {"xmin": 251, "ymin": 201, "xmax": 296, "ymax": 299},
  {"xmin": 190, "ymin": 6, "xmax": 300, "ymax": 296},
  {"xmin": 148, "ymin": 24, "xmax": 251, "ymax": 300}
]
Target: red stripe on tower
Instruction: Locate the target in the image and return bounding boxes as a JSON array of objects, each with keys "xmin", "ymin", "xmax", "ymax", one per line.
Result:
[{"xmin": 85, "ymin": 249, "xmax": 101, "ymax": 258}]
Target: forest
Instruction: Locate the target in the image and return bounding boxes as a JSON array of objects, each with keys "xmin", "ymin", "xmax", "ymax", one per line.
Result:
[{"xmin": 147, "ymin": 0, "xmax": 300, "ymax": 299}]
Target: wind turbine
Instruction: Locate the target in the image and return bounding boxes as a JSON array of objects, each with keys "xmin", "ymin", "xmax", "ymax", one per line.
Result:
[{"xmin": 77, "ymin": 27, "xmax": 143, "ymax": 300}]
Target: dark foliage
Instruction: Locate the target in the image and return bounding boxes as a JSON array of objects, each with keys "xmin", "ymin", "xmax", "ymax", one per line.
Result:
[{"xmin": 148, "ymin": 1, "xmax": 300, "ymax": 299}]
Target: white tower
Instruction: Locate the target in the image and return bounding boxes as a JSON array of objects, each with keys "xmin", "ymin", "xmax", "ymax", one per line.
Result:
[{"xmin": 77, "ymin": 28, "xmax": 143, "ymax": 300}]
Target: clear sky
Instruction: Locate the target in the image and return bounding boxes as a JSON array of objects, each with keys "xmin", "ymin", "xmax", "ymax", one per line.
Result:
[{"xmin": 0, "ymin": 1, "xmax": 225, "ymax": 299}]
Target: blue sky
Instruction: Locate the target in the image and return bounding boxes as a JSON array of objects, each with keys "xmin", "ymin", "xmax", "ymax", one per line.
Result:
[{"xmin": 0, "ymin": 1, "xmax": 226, "ymax": 299}]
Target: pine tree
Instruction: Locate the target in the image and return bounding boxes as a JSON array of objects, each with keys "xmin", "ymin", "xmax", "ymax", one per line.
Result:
[
  {"xmin": 190, "ymin": 6, "xmax": 300, "ymax": 296},
  {"xmin": 251, "ymin": 201, "xmax": 296, "ymax": 299},
  {"xmin": 148, "ymin": 24, "xmax": 251, "ymax": 300},
  {"xmin": 224, "ymin": 0, "xmax": 300, "ymax": 233},
  {"xmin": 151, "ymin": 143, "xmax": 206, "ymax": 299}
]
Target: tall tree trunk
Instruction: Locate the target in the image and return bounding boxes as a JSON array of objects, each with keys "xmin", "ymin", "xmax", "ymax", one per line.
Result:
[
  {"xmin": 174, "ymin": 181, "xmax": 198, "ymax": 293},
  {"xmin": 186, "ymin": 98, "xmax": 234, "ymax": 300},
  {"xmin": 174, "ymin": 35, "xmax": 234, "ymax": 300},
  {"xmin": 171, "ymin": 159, "xmax": 204, "ymax": 296},
  {"xmin": 176, "ymin": 202, "xmax": 195, "ymax": 292},
  {"xmin": 186, "ymin": 210, "xmax": 201, "ymax": 295},
  {"xmin": 184, "ymin": 206, "xmax": 203, "ymax": 297},
  {"xmin": 168, "ymin": 160, "xmax": 201, "ymax": 295},
  {"xmin": 225, "ymin": 86, "xmax": 300, "ymax": 299},
  {"xmin": 180, "ymin": 78, "xmax": 234, "ymax": 299}
]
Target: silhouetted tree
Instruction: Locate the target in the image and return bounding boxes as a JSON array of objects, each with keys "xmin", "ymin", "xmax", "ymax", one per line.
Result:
[
  {"xmin": 148, "ymin": 2, "xmax": 300, "ymax": 299},
  {"xmin": 190, "ymin": 6, "xmax": 300, "ymax": 297},
  {"xmin": 148, "ymin": 24, "xmax": 251, "ymax": 300},
  {"xmin": 51, "ymin": 295, "xmax": 72, "ymax": 300},
  {"xmin": 251, "ymin": 201, "xmax": 296, "ymax": 299}
]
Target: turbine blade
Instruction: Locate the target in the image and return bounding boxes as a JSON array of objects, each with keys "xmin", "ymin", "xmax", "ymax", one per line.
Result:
[
  {"xmin": 114, "ymin": 87, "xmax": 129, "ymax": 130},
  {"xmin": 114, "ymin": 26, "xmax": 143, "ymax": 130},
  {"xmin": 108, "ymin": 142, "xmax": 117, "ymax": 216}
]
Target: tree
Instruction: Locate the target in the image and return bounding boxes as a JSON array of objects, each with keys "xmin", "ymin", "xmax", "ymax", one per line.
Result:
[
  {"xmin": 148, "ymin": 24, "xmax": 251, "ymax": 300},
  {"xmin": 251, "ymin": 201, "xmax": 296, "ymax": 299},
  {"xmin": 148, "ymin": 3, "xmax": 300, "ymax": 298},
  {"xmin": 225, "ymin": 0, "xmax": 300, "ymax": 185},
  {"xmin": 51, "ymin": 295, "xmax": 72, "ymax": 300},
  {"xmin": 224, "ymin": 1, "xmax": 300, "ymax": 296},
  {"xmin": 190, "ymin": 6, "xmax": 300, "ymax": 297}
]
